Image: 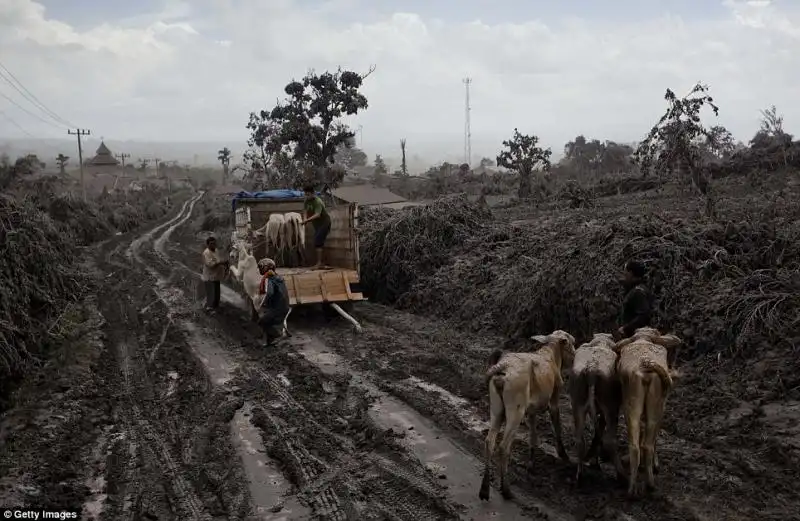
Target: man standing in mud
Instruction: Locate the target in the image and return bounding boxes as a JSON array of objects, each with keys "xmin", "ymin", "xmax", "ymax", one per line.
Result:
[
  {"xmin": 257, "ymin": 258, "xmax": 290, "ymax": 347},
  {"xmin": 617, "ymin": 260, "xmax": 653, "ymax": 339},
  {"xmin": 201, "ymin": 236, "xmax": 227, "ymax": 313},
  {"xmin": 301, "ymin": 185, "xmax": 331, "ymax": 269}
]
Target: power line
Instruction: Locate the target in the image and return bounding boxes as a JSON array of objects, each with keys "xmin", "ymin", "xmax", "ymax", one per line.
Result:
[
  {"xmin": 1, "ymin": 109, "xmax": 65, "ymax": 156},
  {"xmin": 0, "ymin": 59, "xmax": 76, "ymax": 128},
  {"xmin": 0, "ymin": 109, "xmax": 36, "ymax": 138},
  {"xmin": 0, "ymin": 90, "xmax": 65, "ymax": 130}
]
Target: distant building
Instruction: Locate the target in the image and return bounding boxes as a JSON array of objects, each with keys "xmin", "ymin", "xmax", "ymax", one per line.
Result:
[
  {"xmin": 84, "ymin": 141, "xmax": 121, "ymax": 179},
  {"xmin": 87, "ymin": 141, "xmax": 120, "ymax": 167}
]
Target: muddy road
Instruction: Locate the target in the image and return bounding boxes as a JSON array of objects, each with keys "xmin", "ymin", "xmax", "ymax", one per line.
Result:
[
  {"xmin": 2, "ymin": 190, "xmax": 795, "ymax": 520},
  {"xmin": 0, "ymin": 191, "xmax": 532, "ymax": 520}
]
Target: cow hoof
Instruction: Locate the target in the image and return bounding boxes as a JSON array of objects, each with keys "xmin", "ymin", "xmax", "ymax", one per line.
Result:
[{"xmin": 628, "ymin": 482, "xmax": 645, "ymax": 498}]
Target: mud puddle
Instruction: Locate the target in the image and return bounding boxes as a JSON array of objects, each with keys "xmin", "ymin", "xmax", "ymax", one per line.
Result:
[
  {"xmin": 293, "ymin": 333, "xmax": 567, "ymax": 520},
  {"xmin": 232, "ymin": 402, "xmax": 309, "ymax": 520},
  {"xmin": 182, "ymin": 320, "xmax": 308, "ymax": 518}
]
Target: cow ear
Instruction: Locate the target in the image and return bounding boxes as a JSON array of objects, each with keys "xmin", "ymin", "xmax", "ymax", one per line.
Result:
[{"xmin": 531, "ymin": 335, "xmax": 550, "ymax": 344}]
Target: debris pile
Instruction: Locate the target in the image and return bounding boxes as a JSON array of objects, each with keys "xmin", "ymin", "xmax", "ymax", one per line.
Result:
[
  {"xmin": 360, "ymin": 184, "xmax": 800, "ymax": 367},
  {"xmin": 0, "ymin": 186, "xmax": 175, "ymax": 403},
  {"xmin": 359, "ymin": 195, "xmax": 491, "ymax": 303}
]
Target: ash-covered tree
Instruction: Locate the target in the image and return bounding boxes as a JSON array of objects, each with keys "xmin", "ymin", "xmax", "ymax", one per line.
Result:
[
  {"xmin": 633, "ymin": 83, "xmax": 720, "ymax": 217},
  {"xmin": 217, "ymin": 147, "xmax": 231, "ymax": 184},
  {"xmin": 702, "ymin": 125, "xmax": 735, "ymax": 160},
  {"xmin": 564, "ymin": 136, "xmax": 633, "ymax": 176},
  {"xmin": 373, "ymin": 154, "xmax": 388, "ymax": 175},
  {"xmin": 497, "ymin": 129, "xmax": 552, "ymax": 198},
  {"xmin": 0, "ymin": 154, "xmax": 42, "ymax": 189},
  {"xmin": 479, "ymin": 157, "xmax": 494, "ymax": 168},
  {"xmin": 751, "ymin": 105, "xmax": 792, "ymax": 166},
  {"xmin": 243, "ymin": 117, "xmax": 280, "ymax": 174},
  {"xmin": 399, "ymin": 138, "xmax": 408, "ymax": 176},
  {"xmin": 56, "ymin": 153, "xmax": 69, "ymax": 174},
  {"xmin": 601, "ymin": 141, "xmax": 634, "ymax": 172},
  {"xmin": 334, "ymin": 136, "xmax": 368, "ymax": 171},
  {"xmin": 246, "ymin": 66, "xmax": 374, "ymax": 188},
  {"xmin": 372, "ymin": 154, "xmax": 388, "ymax": 186}
]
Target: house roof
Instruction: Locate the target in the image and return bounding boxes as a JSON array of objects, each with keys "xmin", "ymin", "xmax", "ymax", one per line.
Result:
[
  {"xmin": 331, "ymin": 184, "xmax": 406, "ymax": 205},
  {"xmin": 88, "ymin": 141, "xmax": 120, "ymax": 166},
  {"xmin": 96, "ymin": 141, "xmax": 112, "ymax": 156}
]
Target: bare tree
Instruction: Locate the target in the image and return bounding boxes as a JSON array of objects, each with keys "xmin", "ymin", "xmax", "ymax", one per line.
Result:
[
  {"xmin": 634, "ymin": 83, "xmax": 720, "ymax": 218},
  {"xmin": 56, "ymin": 153, "xmax": 69, "ymax": 175},
  {"xmin": 400, "ymin": 138, "xmax": 408, "ymax": 176}
]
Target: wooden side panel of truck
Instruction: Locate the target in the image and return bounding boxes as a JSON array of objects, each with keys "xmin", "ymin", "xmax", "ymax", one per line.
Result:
[{"xmin": 232, "ymin": 198, "xmax": 364, "ymax": 306}]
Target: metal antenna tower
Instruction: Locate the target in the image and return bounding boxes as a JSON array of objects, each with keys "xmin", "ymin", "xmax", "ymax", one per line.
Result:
[{"xmin": 463, "ymin": 77, "xmax": 472, "ymax": 166}]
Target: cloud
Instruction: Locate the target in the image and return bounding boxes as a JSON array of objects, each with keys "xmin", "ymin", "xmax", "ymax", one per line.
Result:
[{"xmin": 0, "ymin": 0, "xmax": 798, "ymax": 165}]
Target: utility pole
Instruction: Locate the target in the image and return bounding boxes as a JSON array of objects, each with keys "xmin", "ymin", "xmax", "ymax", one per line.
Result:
[
  {"xmin": 463, "ymin": 78, "xmax": 472, "ymax": 167},
  {"xmin": 68, "ymin": 128, "xmax": 91, "ymax": 200},
  {"xmin": 357, "ymin": 125, "xmax": 363, "ymax": 147},
  {"xmin": 116, "ymin": 153, "xmax": 130, "ymax": 176}
]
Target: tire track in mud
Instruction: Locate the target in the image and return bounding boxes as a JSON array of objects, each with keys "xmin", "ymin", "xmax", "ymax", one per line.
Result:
[
  {"xmin": 154, "ymin": 194, "xmax": 571, "ymax": 520},
  {"xmin": 99, "ymin": 192, "xmax": 211, "ymax": 521},
  {"xmin": 125, "ymin": 194, "xmax": 458, "ymax": 519},
  {"xmin": 97, "ymin": 194, "xmax": 251, "ymax": 521},
  {"xmin": 117, "ymin": 193, "xmax": 211, "ymax": 521}
]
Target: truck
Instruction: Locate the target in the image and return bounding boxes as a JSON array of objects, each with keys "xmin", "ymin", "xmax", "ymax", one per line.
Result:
[{"xmin": 231, "ymin": 189, "xmax": 365, "ymax": 331}]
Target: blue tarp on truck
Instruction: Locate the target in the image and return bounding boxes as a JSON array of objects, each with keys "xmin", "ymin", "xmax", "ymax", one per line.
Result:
[{"xmin": 231, "ymin": 189, "xmax": 320, "ymax": 210}]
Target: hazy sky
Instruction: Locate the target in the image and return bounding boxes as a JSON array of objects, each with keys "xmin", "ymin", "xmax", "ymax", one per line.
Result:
[{"xmin": 0, "ymin": 0, "xmax": 798, "ymax": 163}]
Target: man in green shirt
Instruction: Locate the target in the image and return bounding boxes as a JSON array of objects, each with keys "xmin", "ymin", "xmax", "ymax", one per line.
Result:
[{"xmin": 301, "ymin": 185, "xmax": 331, "ymax": 268}]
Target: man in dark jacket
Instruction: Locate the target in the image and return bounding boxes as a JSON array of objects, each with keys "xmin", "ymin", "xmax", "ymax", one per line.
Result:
[
  {"xmin": 618, "ymin": 260, "xmax": 653, "ymax": 339},
  {"xmin": 257, "ymin": 258, "xmax": 290, "ymax": 347}
]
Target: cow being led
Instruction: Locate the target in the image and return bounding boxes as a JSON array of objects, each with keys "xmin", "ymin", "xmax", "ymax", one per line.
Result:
[{"xmin": 479, "ymin": 330, "xmax": 576, "ymax": 501}]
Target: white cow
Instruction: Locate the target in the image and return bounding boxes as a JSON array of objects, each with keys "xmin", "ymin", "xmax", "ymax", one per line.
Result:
[
  {"xmin": 229, "ymin": 241, "xmax": 264, "ymax": 321},
  {"xmin": 283, "ymin": 212, "xmax": 305, "ymax": 266},
  {"xmin": 229, "ymin": 242, "xmax": 292, "ymax": 336}
]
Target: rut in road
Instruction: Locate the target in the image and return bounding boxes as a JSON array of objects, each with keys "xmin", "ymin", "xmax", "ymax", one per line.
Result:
[
  {"xmin": 153, "ymin": 190, "xmax": 602, "ymax": 520},
  {"xmin": 122, "ymin": 191, "xmax": 480, "ymax": 520},
  {"xmin": 154, "ymin": 191, "xmax": 622, "ymax": 520},
  {"xmin": 97, "ymin": 193, "xmax": 250, "ymax": 520}
]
